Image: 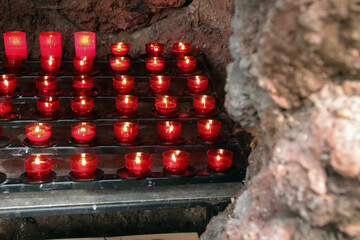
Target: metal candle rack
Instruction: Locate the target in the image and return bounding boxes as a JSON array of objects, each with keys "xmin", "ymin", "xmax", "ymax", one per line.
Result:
[{"xmin": 0, "ymin": 56, "xmax": 247, "ymax": 194}]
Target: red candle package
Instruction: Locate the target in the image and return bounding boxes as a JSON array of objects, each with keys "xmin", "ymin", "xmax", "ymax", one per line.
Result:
[
  {"xmin": 177, "ymin": 56, "xmax": 196, "ymax": 74},
  {"xmin": 3, "ymin": 31, "xmax": 27, "ymax": 60},
  {"xmin": 71, "ymin": 122, "xmax": 96, "ymax": 143},
  {"xmin": 73, "ymin": 75, "xmax": 94, "ymax": 96},
  {"xmin": 39, "ymin": 31, "xmax": 61, "ymax": 59},
  {"xmin": 193, "ymin": 95, "xmax": 215, "ymax": 115},
  {"xmin": 155, "ymin": 95, "xmax": 177, "ymax": 116},
  {"xmin": 163, "ymin": 150, "xmax": 189, "ymax": 174},
  {"xmin": 157, "ymin": 121, "xmax": 181, "ymax": 142},
  {"xmin": 25, "ymin": 123, "xmax": 52, "ymax": 144},
  {"xmin": 0, "ymin": 74, "xmax": 16, "ymax": 96},
  {"xmin": 115, "ymin": 95, "xmax": 138, "ymax": 115},
  {"xmin": 35, "ymin": 76, "xmax": 58, "ymax": 95},
  {"xmin": 187, "ymin": 75, "xmax": 208, "ymax": 93},
  {"xmin": 145, "ymin": 57, "xmax": 165, "ymax": 73},
  {"xmin": 114, "ymin": 122, "xmax": 138, "ymax": 143},
  {"xmin": 40, "ymin": 56, "xmax": 61, "ymax": 74},
  {"xmin": 0, "ymin": 97, "xmax": 12, "ymax": 118},
  {"xmin": 70, "ymin": 153, "xmax": 98, "ymax": 180},
  {"xmin": 74, "ymin": 31, "xmax": 95, "ymax": 59},
  {"xmin": 110, "ymin": 56, "xmax": 130, "ymax": 72},
  {"xmin": 207, "ymin": 149, "xmax": 233, "ymax": 173},
  {"xmin": 125, "ymin": 152, "xmax": 152, "ymax": 176},
  {"xmin": 24, "ymin": 154, "xmax": 52, "ymax": 182},
  {"xmin": 71, "ymin": 96, "xmax": 94, "ymax": 116},
  {"xmin": 111, "ymin": 42, "xmax": 129, "ymax": 56},
  {"xmin": 145, "ymin": 43, "xmax": 164, "ymax": 57},
  {"xmin": 197, "ymin": 119, "xmax": 221, "ymax": 142},
  {"xmin": 173, "ymin": 42, "xmax": 191, "ymax": 57},
  {"xmin": 36, "ymin": 96, "xmax": 60, "ymax": 118},
  {"xmin": 73, "ymin": 56, "xmax": 93, "ymax": 74},
  {"xmin": 113, "ymin": 75, "xmax": 134, "ymax": 94},
  {"xmin": 149, "ymin": 76, "xmax": 170, "ymax": 94}
]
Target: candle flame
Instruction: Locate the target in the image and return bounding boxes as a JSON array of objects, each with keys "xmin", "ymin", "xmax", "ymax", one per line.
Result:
[
  {"xmin": 171, "ymin": 153, "xmax": 176, "ymax": 162},
  {"xmin": 219, "ymin": 149, "xmax": 223, "ymax": 154},
  {"xmin": 125, "ymin": 96, "xmax": 129, "ymax": 104},
  {"xmin": 4, "ymin": 80, "xmax": 8, "ymax": 87},
  {"xmin": 154, "ymin": 57, "xmax": 157, "ymax": 65},
  {"xmin": 176, "ymin": 150, "xmax": 180, "ymax": 154},
  {"xmin": 154, "ymin": 46, "xmax": 159, "ymax": 51},
  {"xmin": 196, "ymin": 76, "xmax": 200, "ymax": 84},
  {"xmin": 216, "ymin": 155, "xmax": 220, "ymax": 161},
  {"xmin": 116, "ymin": 59, "xmax": 120, "ymax": 64},
  {"xmin": 135, "ymin": 152, "xmax": 141, "ymax": 164},
  {"xmin": 81, "ymin": 99, "xmax": 86, "ymax": 105},
  {"xmin": 80, "ymin": 127, "xmax": 86, "ymax": 133},
  {"xmin": 45, "ymin": 102, "xmax": 49, "ymax": 107},
  {"xmin": 35, "ymin": 126, "xmax": 40, "ymax": 132},
  {"xmin": 158, "ymin": 76, "xmax": 162, "ymax": 84},
  {"xmin": 201, "ymin": 96, "xmax": 206, "ymax": 105},
  {"xmin": 123, "ymin": 122, "xmax": 129, "ymax": 132},
  {"xmin": 44, "ymin": 80, "xmax": 48, "ymax": 86},
  {"xmin": 81, "ymin": 156, "xmax": 87, "ymax": 166},
  {"xmin": 35, "ymin": 156, "xmax": 41, "ymax": 165},
  {"xmin": 163, "ymin": 97, "xmax": 167, "ymax": 104},
  {"xmin": 122, "ymin": 77, "xmax": 127, "ymax": 84},
  {"xmin": 206, "ymin": 122, "xmax": 211, "ymax": 129},
  {"xmin": 117, "ymin": 43, "xmax": 122, "ymax": 48},
  {"xmin": 48, "ymin": 56, "xmax": 53, "ymax": 66},
  {"xmin": 186, "ymin": 58, "xmax": 190, "ymax": 64}
]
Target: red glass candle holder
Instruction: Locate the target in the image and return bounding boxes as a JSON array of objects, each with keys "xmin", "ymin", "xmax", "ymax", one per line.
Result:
[
  {"xmin": 173, "ymin": 42, "xmax": 191, "ymax": 57},
  {"xmin": 110, "ymin": 56, "xmax": 130, "ymax": 72},
  {"xmin": 25, "ymin": 123, "xmax": 52, "ymax": 145},
  {"xmin": 3, "ymin": 31, "xmax": 27, "ymax": 60},
  {"xmin": 207, "ymin": 149, "xmax": 233, "ymax": 173},
  {"xmin": 111, "ymin": 42, "xmax": 129, "ymax": 56},
  {"xmin": 193, "ymin": 95, "xmax": 215, "ymax": 115},
  {"xmin": 74, "ymin": 31, "xmax": 96, "ymax": 59},
  {"xmin": 145, "ymin": 57, "xmax": 165, "ymax": 73},
  {"xmin": 177, "ymin": 56, "xmax": 196, "ymax": 74},
  {"xmin": 37, "ymin": 96, "xmax": 60, "ymax": 118},
  {"xmin": 2, "ymin": 55, "xmax": 24, "ymax": 74},
  {"xmin": 73, "ymin": 57, "xmax": 93, "ymax": 74},
  {"xmin": 155, "ymin": 95, "xmax": 177, "ymax": 116},
  {"xmin": 149, "ymin": 76, "xmax": 170, "ymax": 94},
  {"xmin": 0, "ymin": 74, "xmax": 16, "ymax": 96},
  {"xmin": 40, "ymin": 56, "xmax": 61, "ymax": 74},
  {"xmin": 70, "ymin": 153, "xmax": 98, "ymax": 180},
  {"xmin": 35, "ymin": 76, "xmax": 58, "ymax": 95},
  {"xmin": 39, "ymin": 31, "xmax": 61, "ymax": 58},
  {"xmin": 114, "ymin": 122, "xmax": 138, "ymax": 143},
  {"xmin": 125, "ymin": 152, "xmax": 152, "ymax": 176},
  {"xmin": 0, "ymin": 97, "xmax": 12, "ymax": 119},
  {"xmin": 146, "ymin": 43, "xmax": 164, "ymax": 57},
  {"xmin": 24, "ymin": 155, "xmax": 52, "ymax": 182},
  {"xmin": 187, "ymin": 76, "xmax": 208, "ymax": 93},
  {"xmin": 71, "ymin": 96, "xmax": 94, "ymax": 117},
  {"xmin": 73, "ymin": 75, "xmax": 94, "ymax": 96},
  {"xmin": 71, "ymin": 122, "xmax": 96, "ymax": 144},
  {"xmin": 115, "ymin": 95, "xmax": 138, "ymax": 115},
  {"xmin": 197, "ymin": 119, "xmax": 221, "ymax": 142},
  {"xmin": 163, "ymin": 150, "xmax": 189, "ymax": 174},
  {"xmin": 157, "ymin": 121, "xmax": 181, "ymax": 142},
  {"xmin": 113, "ymin": 75, "xmax": 134, "ymax": 94}
]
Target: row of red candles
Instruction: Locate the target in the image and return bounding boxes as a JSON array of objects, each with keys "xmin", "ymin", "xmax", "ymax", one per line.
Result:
[{"xmin": 24, "ymin": 149, "xmax": 233, "ymax": 182}]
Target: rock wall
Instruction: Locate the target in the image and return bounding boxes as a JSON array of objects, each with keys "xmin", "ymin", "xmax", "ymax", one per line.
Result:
[{"xmin": 202, "ymin": 0, "xmax": 360, "ymax": 239}]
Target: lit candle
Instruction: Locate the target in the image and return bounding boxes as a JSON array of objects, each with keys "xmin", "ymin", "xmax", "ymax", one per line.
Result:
[
  {"xmin": 155, "ymin": 95, "xmax": 177, "ymax": 116},
  {"xmin": 111, "ymin": 42, "xmax": 129, "ymax": 56},
  {"xmin": 0, "ymin": 74, "xmax": 16, "ymax": 96},
  {"xmin": 3, "ymin": 31, "xmax": 27, "ymax": 60},
  {"xmin": 163, "ymin": 150, "xmax": 189, "ymax": 173},
  {"xmin": 40, "ymin": 55, "xmax": 61, "ymax": 74},
  {"xmin": 39, "ymin": 31, "xmax": 61, "ymax": 59},
  {"xmin": 187, "ymin": 76, "xmax": 208, "ymax": 93},
  {"xmin": 177, "ymin": 56, "xmax": 196, "ymax": 74},
  {"xmin": 145, "ymin": 57, "xmax": 165, "ymax": 73},
  {"xmin": 35, "ymin": 76, "xmax": 58, "ymax": 95},
  {"xmin": 157, "ymin": 121, "xmax": 181, "ymax": 142},
  {"xmin": 145, "ymin": 43, "xmax": 164, "ymax": 57},
  {"xmin": 197, "ymin": 119, "xmax": 221, "ymax": 142},
  {"xmin": 115, "ymin": 95, "xmax": 138, "ymax": 115},
  {"xmin": 24, "ymin": 154, "xmax": 52, "ymax": 182},
  {"xmin": 149, "ymin": 75, "xmax": 170, "ymax": 94},
  {"xmin": 71, "ymin": 96, "xmax": 94, "ymax": 116},
  {"xmin": 125, "ymin": 152, "xmax": 152, "ymax": 176},
  {"xmin": 113, "ymin": 75, "xmax": 134, "ymax": 94},
  {"xmin": 0, "ymin": 97, "xmax": 12, "ymax": 118},
  {"xmin": 73, "ymin": 56, "xmax": 93, "ymax": 74},
  {"xmin": 25, "ymin": 123, "xmax": 52, "ymax": 144},
  {"xmin": 173, "ymin": 42, "xmax": 191, "ymax": 57},
  {"xmin": 114, "ymin": 122, "xmax": 138, "ymax": 143},
  {"xmin": 207, "ymin": 149, "xmax": 233, "ymax": 173},
  {"xmin": 193, "ymin": 95, "xmax": 215, "ymax": 115},
  {"xmin": 70, "ymin": 153, "xmax": 98, "ymax": 180},
  {"xmin": 71, "ymin": 122, "xmax": 96, "ymax": 144},
  {"xmin": 37, "ymin": 96, "xmax": 60, "ymax": 118},
  {"xmin": 72, "ymin": 75, "xmax": 94, "ymax": 96},
  {"xmin": 74, "ymin": 31, "xmax": 96, "ymax": 59},
  {"xmin": 110, "ymin": 56, "xmax": 130, "ymax": 72}
]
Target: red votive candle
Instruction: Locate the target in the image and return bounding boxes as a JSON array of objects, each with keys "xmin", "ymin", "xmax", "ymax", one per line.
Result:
[
  {"xmin": 37, "ymin": 96, "xmax": 60, "ymax": 118},
  {"xmin": 173, "ymin": 42, "xmax": 191, "ymax": 57},
  {"xmin": 110, "ymin": 56, "xmax": 130, "ymax": 72},
  {"xmin": 70, "ymin": 153, "xmax": 98, "ymax": 180},
  {"xmin": 207, "ymin": 149, "xmax": 233, "ymax": 173},
  {"xmin": 3, "ymin": 31, "xmax": 27, "ymax": 60},
  {"xmin": 155, "ymin": 95, "xmax": 177, "ymax": 116},
  {"xmin": 39, "ymin": 31, "xmax": 61, "ymax": 58},
  {"xmin": 193, "ymin": 95, "xmax": 215, "ymax": 115},
  {"xmin": 116, "ymin": 95, "xmax": 138, "ymax": 115},
  {"xmin": 150, "ymin": 76, "xmax": 170, "ymax": 94},
  {"xmin": 113, "ymin": 75, "xmax": 134, "ymax": 94},
  {"xmin": 197, "ymin": 119, "xmax": 221, "ymax": 142},
  {"xmin": 177, "ymin": 56, "xmax": 196, "ymax": 74},
  {"xmin": 157, "ymin": 121, "xmax": 181, "ymax": 142},
  {"xmin": 145, "ymin": 57, "xmax": 165, "ymax": 73},
  {"xmin": 35, "ymin": 76, "xmax": 58, "ymax": 95},
  {"xmin": 0, "ymin": 97, "xmax": 12, "ymax": 118},
  {"xmin": 146, "ymin": 43, "xmax": 164, "ymax": 57},
  {"xmin": 25, "ymin": 123, "xmax": 52, "ymax": 144},
  {"xmin": 125, "ymin": 152, "xmax": 152, "ymax": 176},
  {"xmin": 71, "ymin": 96, "xmax": 94, "ymax": 116},
  {"xmin": 74, "ymin": 31, "xmax": 96, "ymax": 59},
  {"xmin": 71, "ymin": 122, "xmax": 96, "ymax": 143},
  {"xmin": 114, "ymin": 122, "xmax": 138, "ymax": 143},
  {"xmin": 163, "ymin": 150, "xmax": 189, "ymax": 173},
  {"xmin": 73, "ymin": 75, "xmax": 94, "ymax": 96},
  {"xmin": 24, "ymin": 155, "xmax": 52, "ymax": 182},
  {"xmin": 0, "ymin": 74, "xmax": 16, "ymax": 96},
  {"xmin": 73, "ymin": 57, "xmax": 93, "ymax": 74},
  {"xmin": 187, "ymin": 76, "xmax": 208, "ymax": 93},
  {"xmin": 40, "ymin": 56, "xmax": 61, "ymax": 74},
  {"xmin": 111, "ymin": 42, "xmax": 129, "ymax": 56},
  {"xmin": 2, "ymin": 55, "xmax": 23, "ymax": 73}
]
